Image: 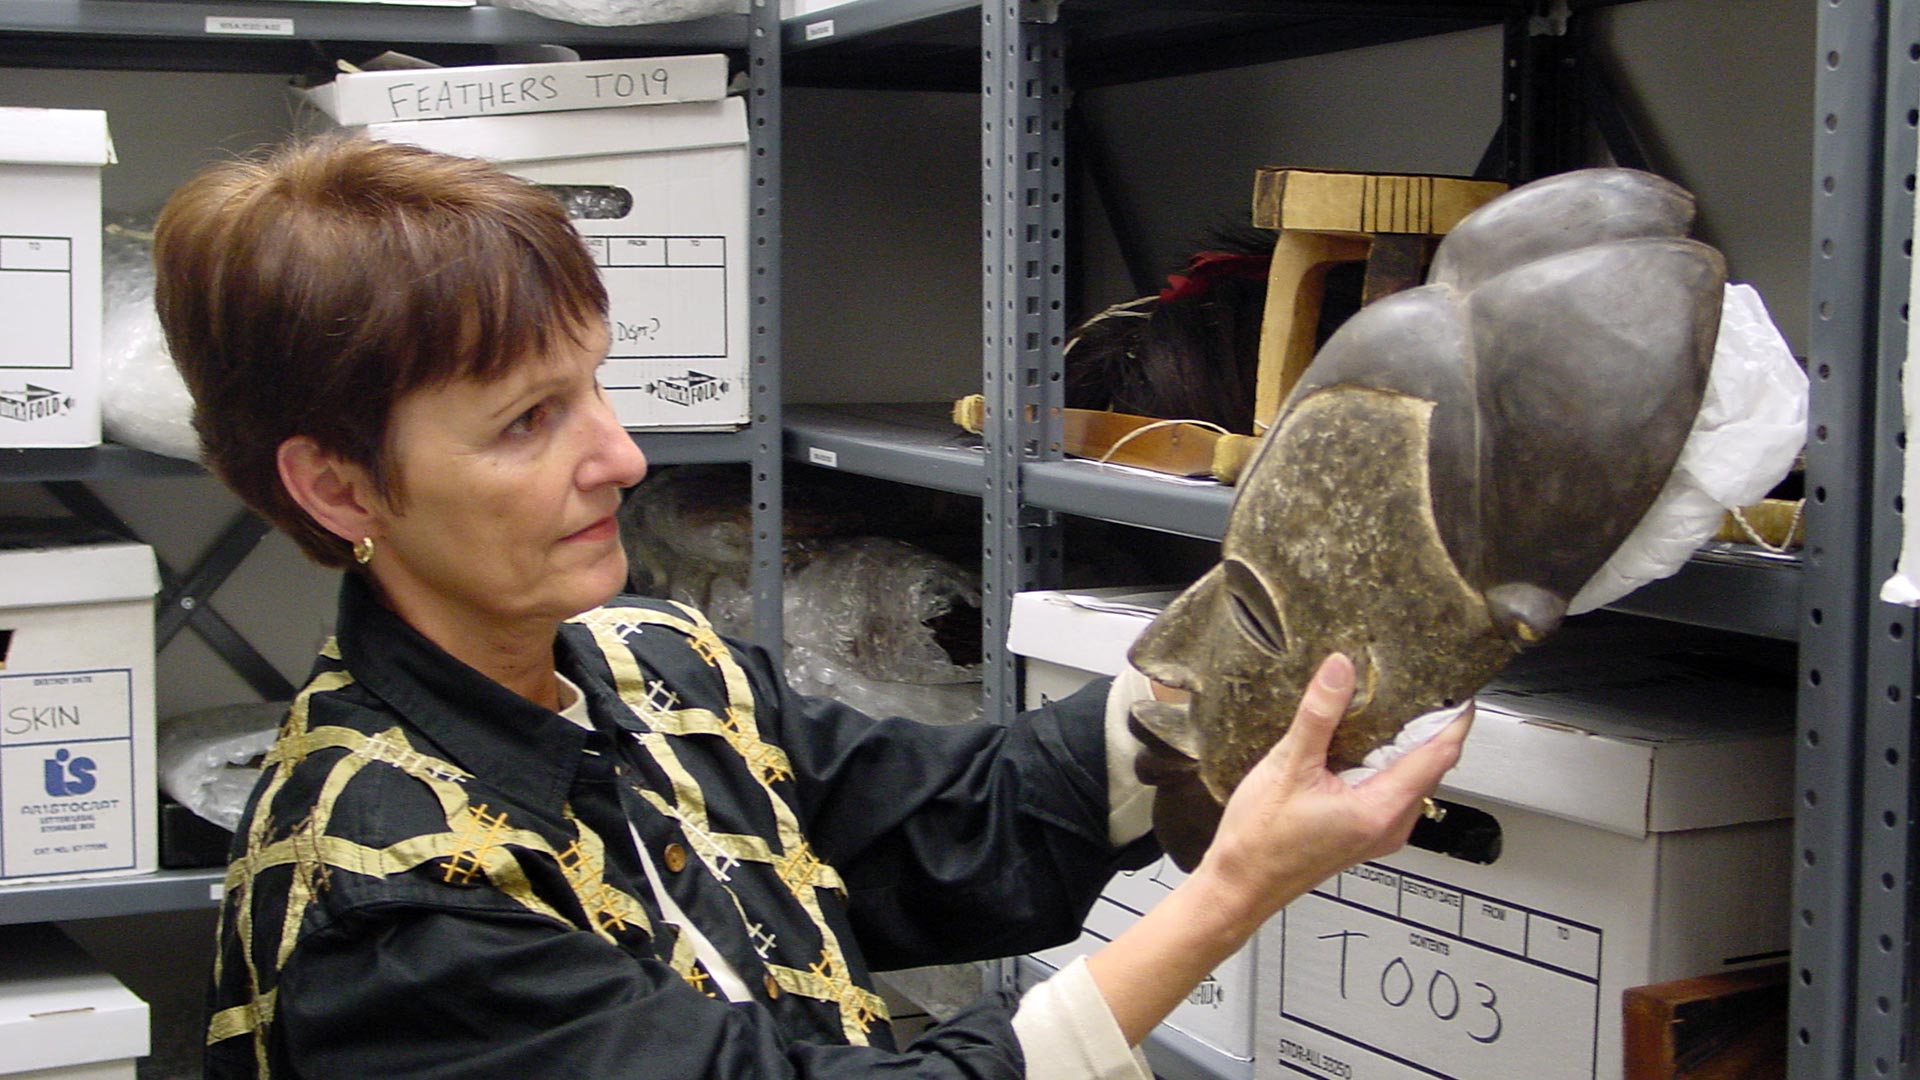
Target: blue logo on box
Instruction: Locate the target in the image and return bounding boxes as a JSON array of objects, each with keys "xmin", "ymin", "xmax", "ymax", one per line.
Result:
[{"xmin": 42, "ymin": 748, "xmax": 97, "ymax": 796}]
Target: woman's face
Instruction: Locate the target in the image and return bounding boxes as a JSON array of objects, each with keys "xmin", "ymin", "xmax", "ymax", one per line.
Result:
[{"xmin": 365, "ymin": 321, "xmax": 647, "ymax": 639}]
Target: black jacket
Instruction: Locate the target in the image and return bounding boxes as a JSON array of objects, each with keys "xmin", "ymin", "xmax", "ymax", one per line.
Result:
[{"xmin": 205, "ymin": 574, "xmax": 1153, "ymax": 1079}]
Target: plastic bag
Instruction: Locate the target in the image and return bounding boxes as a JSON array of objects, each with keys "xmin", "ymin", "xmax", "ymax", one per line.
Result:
[
  {"xmin": 1568, "ymin": 283, "xmax": 1808, "ymax": 614},
  {"xmin": 157, "ymin": 702, "xmax": 286, "ymax": 831},
  {"xmin": 488, "ymin": 0, "xmax": 743, "ymax": 27},
  {"xmin": 100, "ymin": 220, "xmax": 198, "ymax": 460}
]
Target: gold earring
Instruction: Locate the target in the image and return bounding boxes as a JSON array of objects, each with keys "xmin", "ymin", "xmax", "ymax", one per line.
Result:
[{"xmin": 352, "ymin": 537, "xmax": 375, "ymax": 565}]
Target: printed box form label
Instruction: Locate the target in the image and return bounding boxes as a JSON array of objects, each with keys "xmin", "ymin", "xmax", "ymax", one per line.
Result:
[
  {"xmin": 0, "ymin": 236, "xmax": 74, "ymax": 371},
  {"xmin": 589, "ymin": 235, "xmax": 728, "ymax": 366},
  {"xmin": 0, "ymin": 668, "xmax": 138, "ymax": 878},
  {"xmin": 1274, "ymin": 863, "xmax": 1600, "ymax": 1080}
]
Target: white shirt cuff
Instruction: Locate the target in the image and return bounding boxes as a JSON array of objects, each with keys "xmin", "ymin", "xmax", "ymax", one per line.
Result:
[
  {"xmin": 1011, "ymin": 956, "xmax": 1152, "ymax": 1080},
  {"xmin": 1104, "ymin": 666, "xmax": 1157, "ymax": 847}
]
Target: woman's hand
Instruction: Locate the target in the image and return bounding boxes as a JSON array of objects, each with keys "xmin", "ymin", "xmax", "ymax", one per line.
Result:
[
  {"xmin": 1086, "ymin": 652, "xmax": 1471, "ymax": 1046},
  {"xmin": 1191, "ymin": 652, "xmax": 1472, "ymax": 938}
]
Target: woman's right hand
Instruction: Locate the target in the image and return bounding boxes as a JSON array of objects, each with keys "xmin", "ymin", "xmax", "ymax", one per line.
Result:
[
  {"xmin": 1189, "ymin": 653, "xmax": 1472, "ymax": 940},
  {"xmin": 1085, "ymin": 652, "xmax": 1471, "ymax": 1048}
]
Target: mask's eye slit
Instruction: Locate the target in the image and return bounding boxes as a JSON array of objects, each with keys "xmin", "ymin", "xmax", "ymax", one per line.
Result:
[{"xmin": 1222, "ymin": 559, "xmax": 1287, "ymax": 657}]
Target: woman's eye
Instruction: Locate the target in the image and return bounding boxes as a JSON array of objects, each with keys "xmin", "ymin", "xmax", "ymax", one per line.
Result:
[{"xmin": 505, "ymin": 402, "xmax": 548, "ymax": 437}]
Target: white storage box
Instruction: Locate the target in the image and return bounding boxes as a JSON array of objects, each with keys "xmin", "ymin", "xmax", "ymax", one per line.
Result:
[
  {"xmin": 1008, "ymin": 587, "xmax": 1258, "ymax": 1064},
  {"xmin": 1255, "ymin": 637, "xmax": 1795, "ymax": 1080},
  {"xmin": 0, "ymin": 527, "xmax": 159, "ymax": 884},
  {"xmin": 363, "ymin": 99, "xmax": 750, "ymax": 430},
  {"xmin": 0, "ymin": 925, "xmax": 148, "ymax": 1079},
  {"xmin": 1008, "ymin": 590, "xmax": 1796, "ymax": 1080},
  {"xmin": 299, "ymin": 53, "xmax": 727, "ymax": 126},
  {"xmin": 0, "ymin": 109, "xmax": 114, "ymax": 449}
]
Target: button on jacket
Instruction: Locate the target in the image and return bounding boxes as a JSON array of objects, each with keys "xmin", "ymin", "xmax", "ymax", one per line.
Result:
[{"xmin": 206, "ymin": 574, "xmax": 1154, "ymax": 1079}]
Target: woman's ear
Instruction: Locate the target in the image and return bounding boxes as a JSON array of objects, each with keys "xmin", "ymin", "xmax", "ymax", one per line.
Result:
[{"xmin": 278, "ymin": 436, "xmax": 381, "ymax": 546}]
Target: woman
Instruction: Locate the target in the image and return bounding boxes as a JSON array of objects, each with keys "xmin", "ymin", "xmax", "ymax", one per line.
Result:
[{"xmin": 155, "ymin": 134, "xmax": 1467, "ymax": 1080}]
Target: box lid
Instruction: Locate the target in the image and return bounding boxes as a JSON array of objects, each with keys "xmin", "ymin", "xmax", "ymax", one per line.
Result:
[
  {"xmin": 1007, "ymin": 587, "xmax": 1182, "ymax": 677},
  {"xmin": 363, "ymin": 96, "xmax": 747, "ymax": 164},
  {"xmin": 1459, "ymin": 633, "xmax": 1795, "ymax": 837},
  {"xmin": 0, "ymin": 108, "xmax": 115, "ymax": 167},
  {"xmin": 1008, "ymin": 589, "xmax": 1793, "ymax": 838},
  {"xmin": 299, "ymin": 53, "xmax": 728, "ymax": 126},
  {"xmin": 0, "ymin": 522, "xmax": 158, "ymax": 608},
  {"xmin": 0, "ymin": 926, "xmax": 149, "ymax": 1073}
]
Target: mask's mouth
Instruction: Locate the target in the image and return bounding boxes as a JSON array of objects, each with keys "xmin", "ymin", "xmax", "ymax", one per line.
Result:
[{"xmin": 1129, "ymin": 699, "xmax": 1197, "ymax": 758}]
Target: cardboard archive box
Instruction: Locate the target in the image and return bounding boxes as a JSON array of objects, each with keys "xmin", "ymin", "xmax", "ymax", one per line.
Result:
[
  {"xmin": 0, "ymin": 108, "xmax": 114, "ymax": 448},
  {"xmin": 1008, "ymin": 590, "xmax": 1796, "ymax": 1080},
  {"xmin": 1007, "ymin": 587, "xmax": 1260, "ymax": 1070},
  {"xmin": 0, "ymin": 527, "xmax": 160, "ymax": 885},
  {"xmin": 1256, "ymin": 635, "xmax": 1795, "ymax": 1080},
  {"xmin": 357, "ymin": 97, "xmax": 751, "ymax": 431},
  {"xmin": 0, "ymin": 925, "xmax": 149, "ymax": 1080}
]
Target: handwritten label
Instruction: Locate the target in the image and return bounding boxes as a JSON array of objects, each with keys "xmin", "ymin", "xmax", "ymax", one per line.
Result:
[{"xmin": 1273, "ymin": 865, "xmax": 1601, "ymax": 1080}]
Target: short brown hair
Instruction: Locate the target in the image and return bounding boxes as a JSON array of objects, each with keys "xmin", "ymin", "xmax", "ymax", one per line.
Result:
[{"xmin": 154, "ymin": 133, "xmax": 609, "ymax": 568}]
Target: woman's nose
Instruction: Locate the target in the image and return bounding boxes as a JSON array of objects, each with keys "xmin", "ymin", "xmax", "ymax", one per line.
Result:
[{"xmin": 582, "ymin": 399, "xmax": 648, "ymax": 490}]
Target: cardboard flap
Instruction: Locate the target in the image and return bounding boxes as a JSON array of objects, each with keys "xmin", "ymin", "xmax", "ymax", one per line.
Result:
[
  {"xmin": 0, "ymin": 927, "xmax": 149, "ymax": 1072},
  {"xmin": 0, "ymin": 108, "xmax": 115, "ymax": 167},
  {"xmin": 1458, "ymin": 637, "xmax": 1795, "ymax": 836},
  {"xmin": 0, "ymin": 533, "xmax": 158, "ymax": 608},
  {"xmin": 299, "ymin": 53, "xmax": 729, "ymax": 126},
  {"xmin": 364, "ymin": 97, "xmax": 747, "ymax": 164},
  {"xmin": 1006, "ymin": 587, "xmax": 1178, "ymax": 677}
]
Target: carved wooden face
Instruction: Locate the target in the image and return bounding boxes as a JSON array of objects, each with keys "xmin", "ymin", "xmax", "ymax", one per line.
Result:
[
  {"xmin": 1128, "ymin": 384, "xmax": 1517, "ymax": 799},
  {"xmin": 1128, "ymin": 168, "xmax": 1726, "ymax": 802}
]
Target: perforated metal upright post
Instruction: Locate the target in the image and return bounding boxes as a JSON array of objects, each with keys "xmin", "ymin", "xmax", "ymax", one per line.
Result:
[
  {"xmin": 981, "ymin": 0, "xmax": 1066, "ymax": 721},
  {"xmin": 1856, "ymin": 2, "xmax": 1918, "ymax": 1074},
  {"xmin": 1796, "ymin": 0, "xmax": 1894, "ymax": 1076},
  {"xmin": 748, "ymin": 0, "xmax": 785, "ymax": 654}
]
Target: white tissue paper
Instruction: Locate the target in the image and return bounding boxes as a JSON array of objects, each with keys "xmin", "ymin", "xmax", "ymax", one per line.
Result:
[
  {"xmin": 488, "ymin": 0, "xmax": 743, "ymax": 26},
  {"xmin": 1567, "ymin": 283, "xmax": 1808, "ymax": 615},
  {"xmin": 101, "ymin": 222, "xmax": 198, "ymax": 460},
  {"xmin": 1881, "ymin": 182, "xmax": 1920, "ymax": 604},
  {"xmin": 1336, "ymin": 701, "xmax": 1471, "ymax": 786}
]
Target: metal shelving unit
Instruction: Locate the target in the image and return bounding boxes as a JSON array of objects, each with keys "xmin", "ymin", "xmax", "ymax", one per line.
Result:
[
  {"xmin": 783, "ymin": 402, "xmax": 984, "ymax": 494},
  {"xmin": 0, "ymin": 0, "xmax": 786, "ymax": 925},
  {"xmin": 787, "ymin": 1, "xmax": 1916, "ymax": 1077}
]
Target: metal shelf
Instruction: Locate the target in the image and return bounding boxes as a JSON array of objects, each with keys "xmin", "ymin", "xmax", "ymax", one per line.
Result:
[
  {"xmin": 1604, "ymin": 545, "xmax": 1804, "ymax": 643},
  {"xmin": 0, "ymin": 1, "xmax": 747, "ymax": 72},
  {"xmin": 0, "ymin": 1, "xmax": 748, "ymax": 46},
  {"xmin": 0, "ymin": 444, "xmax": 202, "ymax": 481},
  {"xmin": 0, "ymin": 868, "xmax": 223, "ymax": 926},
  {"xmin": 784, "ymin": 0, "xmax": 1520, "ymax": 90},
  {"xmin": 783, "ymin": 402, "xmax": 985, "ymax": 495},
  {"xmin": 785, "ymin": 407, "xmax": 1803, "ymax": 641},
  {"xmin": 0, "ymin": 431, "xmax": 760, "ymax": 484},
  {"xmin": 1022, "ymin": 458, "xmax": 1233, "ymax": 541}
]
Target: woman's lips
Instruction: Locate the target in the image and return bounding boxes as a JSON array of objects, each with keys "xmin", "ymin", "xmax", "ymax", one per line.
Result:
[{"xmin": 562, "ymin": 516, "xmax": 617, "ymax": 543}]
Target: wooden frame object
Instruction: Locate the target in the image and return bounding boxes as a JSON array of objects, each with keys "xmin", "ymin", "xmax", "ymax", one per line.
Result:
[{"xmin": 1622, "ymin": 963, "xmax": 1788, "ymax": 1080}]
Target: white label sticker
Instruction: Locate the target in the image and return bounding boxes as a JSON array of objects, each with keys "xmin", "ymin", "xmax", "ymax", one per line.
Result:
[
  {"xmin": 1, "ymin": 668, "xmax": 138, "ymax": 878},
  {"xmin": 804, "ymin": 19, "xmax": 836, "ymax": 41},
  {"xmin": 205, "ymin": 16, "xmax": 295, "ymax": 36},
  {"xmin": 808, "ymin": 447, "xmax": 839, "ymax": 468}
]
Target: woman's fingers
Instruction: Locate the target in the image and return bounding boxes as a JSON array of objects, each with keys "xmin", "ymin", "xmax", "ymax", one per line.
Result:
[
  {"xmin": 1272, "ymin": 653, "xmax": 1356, "ymax": 773},
  {"xmin": 1359, "ymin": 704, "xmax": 1475, "ymax": 805}
]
